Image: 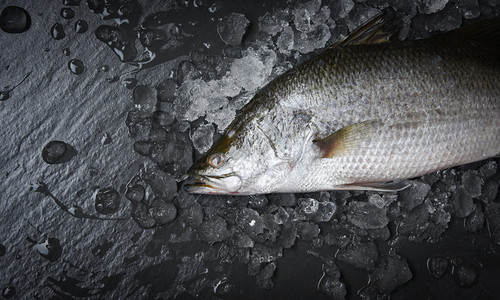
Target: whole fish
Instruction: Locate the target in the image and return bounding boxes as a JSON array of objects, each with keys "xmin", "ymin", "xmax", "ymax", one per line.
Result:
[{"xmin": 185, "ymin": 15, "xmax": 500, "ymax": 195}]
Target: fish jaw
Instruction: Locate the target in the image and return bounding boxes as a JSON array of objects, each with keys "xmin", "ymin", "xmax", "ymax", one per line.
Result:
[{"xmin": 184, "ymin": 172, "xmax": 243, "ymax": 194}]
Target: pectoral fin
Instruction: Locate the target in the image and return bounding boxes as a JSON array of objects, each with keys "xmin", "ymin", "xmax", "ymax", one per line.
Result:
[{"xmin": 313, "ymin": 121, "xmax": 378, "ymax": 158}]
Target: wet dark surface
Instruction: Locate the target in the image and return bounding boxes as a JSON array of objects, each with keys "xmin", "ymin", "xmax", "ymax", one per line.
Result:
[{"xmin": 0, "ymin": 0, "xmax": 499, "ymax": 299}]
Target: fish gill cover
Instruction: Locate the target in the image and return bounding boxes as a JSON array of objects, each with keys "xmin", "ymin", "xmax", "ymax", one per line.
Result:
[{"xmin": 0, "ymin": 0, "xmax": 499, "ymax": 299}]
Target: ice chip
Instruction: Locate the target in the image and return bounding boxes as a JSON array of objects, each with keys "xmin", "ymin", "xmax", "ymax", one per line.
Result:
[
  {"xmin": 258, "ymin": 12, "xmax": 283, "ymax": 36},
  {"xmin": 480, "ymin": 180, "xmax": 498, "ymax": 203},
  {"xmin": 347, "ymin": 201, "xmax": 389, "ymax": 229},
  {"xmin": 319, "ymin": 276, "xmax": 347, "ymax": 299},
  {"xmin": 277, "ymin": 25, "xmax": 294, "ymax": 54},
  {"xmin": 256, "ymin": 262, "xmax": 276, "ymax": 290},
  {"xmin": 427, "ymin": 256, "xmax": 449, "ymax": 279},
  {"xmin": 461, "ymin": 170, "xmax": 483, "ymax": 198},
  {"xmin": 198, "ymin": 216, "xmax": 230, "ymax": 244},
  {"xmin": 179, "ymin": 202, "xmax": 204, "ymax": 228},
  {"xmin": 314, "ymin": 201, "xmax": 336, "ymax": 222},
  {"xmin": 336, "ymin": 238, "xmax": 378, "ymax": 270},
  {"xmin": 237, "ymin": 208, "xmax": 264, "ymax": 237},
  {"xmin": 297, "ymin": 222, "xmax": 320, "ymax": 241},
  {"xmin": 451, "ymin": 260, "xmax": 478, "ymax": 286},
  {"xmin": 131, "ymin": 202, "xmax": 156, "ymax": 229},
  {"xmin": 485, "ymin": 203, "xmax": 500, "ymax": 245},
  {"xmin": 346, "ymin": 5, "xmax": 379, "ymax": 32},
  {"xmin": 330, "ymin": 0, "xmax": 355, "ymax": 19},
  {"xmin": 464, "ymin": 203, "xmax": 484, "ymax": 232},
  {"xmin": 149, "ymin": 200, "xmax": 177, "ymax": 225},
  {"xmin": 459, "ymin": 0, "xmax": 481, "ymax": 19},
  {"xmin": 451, "ymin": 186, "xmax": 474, "ymax": 218},
  {"xmin": 133, "ymin": 85, "xmax": 157, "ymax": 113},
  {"xmin": 398, "ymin": 181, "xmax": 431, "ymax": 211},
  {"xmin": 479, "ymin": 160, "xmax": 497, "ymax": 179},
  {"xmin": 216, "ymin": 13, "xmax": 250, "ymax": 46},
  {"xmin": 293, "ymin": 23, "xmax": 331, "ymax": 54},
  {"xmin": 190, "ymin": 123, "xmax": 215, "ymax": 154},
  {"xmin": 370, "ymin": 254, "xmax": 413, "ymax": 294},
  {"xmin": 297, "ymin": 198, "xmax": 319, "ymax": 217},
  {"xmin": 418, "ymin": 0, "xmax": 449, "ymax": 14},
  {"xmin": 277, "ymin": 222, "xmax": 297, "ymax": 248}
]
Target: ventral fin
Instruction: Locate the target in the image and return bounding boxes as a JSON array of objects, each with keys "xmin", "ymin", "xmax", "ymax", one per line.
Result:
[
  {"xmin": 313, "ymin": 121, "xmax": 378, "ymax": 158},
  {"xmin": 334, "ymin": 9, "xmax": 395, "ymax": 47},
  {"xmin": 338, "ymin": 180, "xmax": 411, "ymax": 192}
]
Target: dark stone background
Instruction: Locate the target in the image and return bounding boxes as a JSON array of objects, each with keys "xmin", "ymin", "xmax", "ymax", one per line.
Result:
[{"xmin": 0, "ymin": 0, "xmax": 499, "ymax": 299}]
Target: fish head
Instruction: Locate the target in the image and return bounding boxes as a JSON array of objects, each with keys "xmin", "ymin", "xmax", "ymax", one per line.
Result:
[{"xmin": 185, "ymin": 123, "xmax": 288, "ymax": 195}]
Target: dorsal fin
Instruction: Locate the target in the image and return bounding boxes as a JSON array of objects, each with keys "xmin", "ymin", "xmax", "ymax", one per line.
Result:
[
  {"xmin": 440, "ymin": 18, "xmax": 500, "ymax": 57},
  {"xmin": 334, "ymin": 10, "xmax": 394, "ymax": 47}
]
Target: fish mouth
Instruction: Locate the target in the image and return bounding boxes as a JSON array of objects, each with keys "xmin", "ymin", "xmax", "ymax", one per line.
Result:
[{"xmin": 184, "ymin": 172, "xmax": 242, "ymax": 194}]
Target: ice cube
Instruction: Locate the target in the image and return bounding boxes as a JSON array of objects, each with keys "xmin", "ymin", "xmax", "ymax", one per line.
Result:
[
  {"xmin": 451, "ymin": 260, "xmax": 478, "ymax": 286},
  {"xmin": 258, "ymin": 12, "xmax": 283, "ymax": 36},
  {"xmin": 484, "ymin": 203, "xmax": 500, "ymax": 244},
  {"xmin": 451, "ymin": 186, "xmax": 474, "ymax": 218},
  {"xmin": 255, "ymin": 262, "xmax": 276, "ymax": 290},
  {"xmin": 459, "ymin": 0, "xmax": 481, "ymax": 19},
  {"xmin": 297, "ymin": 222, "xmax": 320, "ymax": 241},
  {"xmin": 370, "ymin": 254, "xmax": 413, "ymax": 294},
  {"xmin": 277, "ymin": 25, "xmax": 294, "ymax": 54},
  {"xmin": 149, "ymin": 200, "xmax": 177, "ymax": 225},
  {"xmin": 330, "ymin": 0, "xmax": 355, "ymax": 19},
  {"xmin": 427, "ymin": 256, "xmax": 449, "ymax": 279},
  {"xmin": 318, "ymin": 276, "xmax": 347, "ymax": 299},
  {"xmin": 216, "ymin": 13, "xmax": 250, "ymax": 46},
  {"xmin": 336, "ymin": 237, "xmax": 378, "ymax": 270},
  {"xmin": 277, "ymin": 222, "xmax": 297, "ymax": 248},
  {"xmin": 461, "ymin": 170, "xmax": 483, "ymax": 198},
  {"xmin": 346, "ymin": 5, "xmax": 379, "ymax": 32},
  {"xmin": 190, "ymin": 123, "xmax": 215, "ymax": 154},
  {"xmin": 179, "ymin": 202, "xmax": 204, "ymax": 228},
  {"xmin": 464, "ymin": 203, "xmax": 484, "ymax": 232},
  {"xmin": 479, "ymin": 160, "xmax": 497, "ymax": 179},
  {"xmin": 347, "ymin": 201, "xmax": 389, "ymax": 229},
  {"xmin": 293, "ymin": 23, "xmax": 331, "ymax": 54},
  {"xmin": 198, "ymin": 216, "xmax": 230, "ymax": 244},
  {"xmin": 418, "ymin": 0, "xmax": 449, "ymax": 14},
  {"xmin": 480, "ymin": 180, "xmax": 498, "ymax": 203},
  {"xmin": 236, "ymin": 208, "xmax": 264, "ymax": 237},
  {"xmin": 398, "ymin": 181, "xmax": 431, "ymax": 211}
]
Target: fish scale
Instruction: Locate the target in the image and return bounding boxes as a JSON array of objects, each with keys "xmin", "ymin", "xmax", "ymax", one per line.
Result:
[{"xmin": 186, "ymin": 18, "xmax": 500, "ymax": 195}]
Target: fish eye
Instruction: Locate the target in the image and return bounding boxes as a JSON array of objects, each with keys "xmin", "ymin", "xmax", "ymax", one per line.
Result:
[{"xmin": 208, "ymin": 153, "xmax": 224, "ymax": 168}]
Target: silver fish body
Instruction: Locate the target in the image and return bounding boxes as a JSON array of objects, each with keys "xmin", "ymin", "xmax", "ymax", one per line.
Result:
[{"xmin": 185, "ymin": 18, "xmax": 500, "ymax": 195}]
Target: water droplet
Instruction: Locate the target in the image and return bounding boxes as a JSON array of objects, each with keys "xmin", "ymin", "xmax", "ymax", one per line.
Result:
[
  {"xmin": 100, "ymin": 65, "xmax": 109, "ymax": 72},
  {"xmin": 123, "ymin": 78, "xmax": 137, "ymax": 89},
  {"xmin": 0, "ymin": 6, "xmax": 31, "ymax": 33},
  {"xmin": 0, "ymin": 244, "xmax": 6, "ymax": 256},
  {"xmin": 95, "ymin": 187, "xmax": 121, "ymax": 215},
  {"xmin": 42, "ymin": 140, "xmax": 77, "ymax": 164},
  {"xmin": 94, "ymin": 25, "xmax": 137, "ymax": 62},
  {"xmin": 68, "ymin": 59, "xmax": 84, "ymax": 74},
  {"xmin": 63, "ymin": 0, "xmax": 81, "ymax": 6},
  {"xmin": 63, "ymin": 48, "xmax": 71, "ymax": 56},
  {"xmin": 50, "ymin": 23, "xmax": 65, "ymax": 40},
  {"xmin": 60, "ymin": 7, "xmax": 75, "ymax": 19},
  {"xmin": 1, "ymin": 286, "xmax": 16, "ymax": 298},
  {"xmin": 75, "ymin": 19, "xmax": 88, "ymax": 33},
  {"xmin": 0, "ymin": 91, "xmax": 10, "ymax": 101}
]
